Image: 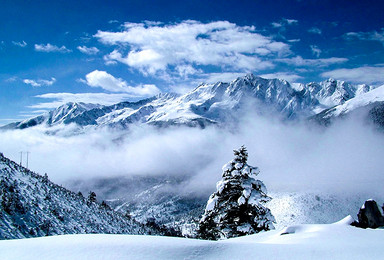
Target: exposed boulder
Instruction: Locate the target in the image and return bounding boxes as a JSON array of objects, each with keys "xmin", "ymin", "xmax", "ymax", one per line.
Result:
[{"xmin": 356, "ymin": 199, "xmax": 384, "ymax": 228}]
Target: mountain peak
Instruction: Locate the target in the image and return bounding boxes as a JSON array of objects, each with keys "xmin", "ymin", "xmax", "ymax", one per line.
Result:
[{"xmin": 325, "ymin": 78, "xmax": 337, "ymax": 83}]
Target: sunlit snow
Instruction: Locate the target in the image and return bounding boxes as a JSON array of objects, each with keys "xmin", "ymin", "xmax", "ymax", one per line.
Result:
[{"xmin": 1, "ymin": 217, "xmax": 383, "ymax": 260}]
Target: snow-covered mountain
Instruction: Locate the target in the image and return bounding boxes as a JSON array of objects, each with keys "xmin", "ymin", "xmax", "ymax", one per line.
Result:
[
  {"xmin": 2, "ymin": 102, "xmax": 102, "ymax": 130},
  {"xmin": 2, "ymin": 74, "xmax": 377, "ymax": 132},
  {"xmin": 0, "ymin": 152, "xmax": 159, "ymax": 239},
  {"xmin": 294, "ymin": 78, "xmax": 373, "ymax": 111},
  {"xmin": 310, "ymin": 84, "xmax": 384, "ymax": 126}
]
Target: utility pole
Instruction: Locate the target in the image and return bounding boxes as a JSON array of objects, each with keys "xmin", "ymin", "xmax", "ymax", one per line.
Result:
[
  {"xmin": 19, "ymin": 151, "xmax": 23, "ymax": 166},
  {"xmin": 26, "ymin": 151, "xmax": 30, "ymax": 168}
]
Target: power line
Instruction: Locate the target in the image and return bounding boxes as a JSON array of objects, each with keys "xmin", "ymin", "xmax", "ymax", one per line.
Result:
[
  {"xmin": 26, "ymin": 151, "xmax": 30, "ymax": 169},
  {"xmin": 19, "ymin": 151, "xmax": 23, "ymax": 166}
]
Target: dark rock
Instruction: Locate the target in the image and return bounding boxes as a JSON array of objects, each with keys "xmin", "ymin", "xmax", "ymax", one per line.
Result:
[{"xmin": 357, "ymin": 200, "xmax": 384, "ymax": 228}]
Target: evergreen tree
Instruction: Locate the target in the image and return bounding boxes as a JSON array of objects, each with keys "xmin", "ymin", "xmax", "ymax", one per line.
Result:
[
  {"xmin": 197, "ymin": 146, "xmax": 275, "ymax": 240},
  {"xmin": 87, "ymin": 191, "xmax": 97, "ymax": 205}
]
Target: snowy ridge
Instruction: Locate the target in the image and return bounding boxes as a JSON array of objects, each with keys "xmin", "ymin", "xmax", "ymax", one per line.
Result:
[
  {"xmin": 2, "ymin": 74, "xmax": 378, "ymax": 132},
  {"xmin": 303, "ymin": 78, "xmax": 373, "ymax": 110},
  {"xmin": 320, "ymin": 84, "xmax": 384, "ymax": 117},
  {"xmin": 2, "ymin": 102, "xmax": 102, "ymax": 129},
  {"xmin": 310, "ymin": 84, "xmax": 384, "ymax": 126}
]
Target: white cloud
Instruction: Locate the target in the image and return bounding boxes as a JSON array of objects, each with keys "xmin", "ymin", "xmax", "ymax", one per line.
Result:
[
  {"xmin": 164, "ymin": 72, "xmax": 248, "ymax": 94},
  {"xmin": 23, "ymin": 77, "xmax": 56, "ymax": 87},
  {"xmin": 12, "ymin": 40, "xmax": 27, "ymax": 47},
  {"xmin": 168, "ymin": 72, "xmax": 303, "ymax": 94},
  {"xmin": 77, "ymin": 46, "xmax": 100, "ymax": 55},
  {"xmin": 271, "ymin": 22, "xmax": 283, "ymax": 28},
  {"xmin": 308, "ymin": 27, "xmax": 322, "ymax": 35},
  {"xmin": 343, "ymin": 29, "xmax": 384, "ymax": 45},
  {"xmin": 277, "ymin": 56, "xmax": 347, "ymax": 67},
  {"xmin": 321, "ymin": 66, "xmax": 384, "ymax": 85},
  {"xmin": 271, "ymin": 18, "xmax": 298, "ymax": 28},
  {"xmin": 285, "ymin": 19, "xmax": 298, "ymax": 25},
  {"xmin": 95, "ymin": 20, "xmax": 290, "ymax": 76},
  {"xmin": 84, "ymin": 70, "xmax": 160, "ymax": 96},
  {"xmin": 310, "ymin": 45, "xmax": 321, "ymax": 58},
  {"xmin": 5, "ymin": 76, "xmax": 17, "ymax": 82},
  {"xmin": 23, "ymin": 79, "xmax": 42, "ymax": 87},
  {"xmin": 288, "ymin": 39, "xmax": 301, "ymax": 43},
  {"xmin": 201, "ymin": 72, "xmax": 246, "ymax": 84},
  {"xmin": 30, "ymin": 92, "xmax": 134, "ymax": 109},
  {"xmin": 34, "ymin": 43, "xmax": 71, "ymax": 53},
  {"xmin": 259, "ymin": 72, "xmax": 303, "ymax": 82}
]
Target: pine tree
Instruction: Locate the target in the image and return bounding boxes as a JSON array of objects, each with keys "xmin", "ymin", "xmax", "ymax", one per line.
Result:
[
  {"xmin": 87, "ymin": 191, "xmax": 97, "ymax": 205},
  {"xmin": 197, "ymin": 146, "xmax": 275, "ymax": 240}
]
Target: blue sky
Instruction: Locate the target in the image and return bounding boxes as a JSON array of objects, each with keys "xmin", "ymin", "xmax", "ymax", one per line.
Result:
[{"xmin": 1, "ymin": 0, "xmax": 384, "ymax": 125}]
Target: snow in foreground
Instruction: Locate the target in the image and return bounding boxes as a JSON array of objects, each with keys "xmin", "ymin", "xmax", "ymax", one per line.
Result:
[{"xmin": 1, "ymin": 216, "xmax": 383, "ymax": 260}]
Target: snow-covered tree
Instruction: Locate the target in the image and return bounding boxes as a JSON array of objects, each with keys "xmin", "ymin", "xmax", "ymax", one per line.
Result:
[
  {"xmin": 87, "ymin": 191, "xmax": 97, "ymax": 205},
  {"xmin": 197, "ymin": 146, "xmax": 275, "ymax": 240}
]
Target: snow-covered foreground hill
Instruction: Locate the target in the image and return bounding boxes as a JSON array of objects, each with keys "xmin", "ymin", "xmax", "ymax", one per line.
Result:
[{"xmin": 1, "ymin": 216, "xmax": 383, "ymax": 260}]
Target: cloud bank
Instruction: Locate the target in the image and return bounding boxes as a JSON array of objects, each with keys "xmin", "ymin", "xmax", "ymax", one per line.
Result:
[
  {"xmin": 1, "ymin": 111, "xmax": 383, "ymax": 199},
  {"xmin": 95, "ymin": 20, "xmax": 290, "ymax": 77},
  {"xmin": 322, "ymin": 66, "xmax": 384, "ymax": 85},
  {"xmin": 277, "ymin": 56, "xmax": 348, "ymax": 67},
  {"xmin": 30, "ymin": 92, "xmax": 134, "ymax": 109}
]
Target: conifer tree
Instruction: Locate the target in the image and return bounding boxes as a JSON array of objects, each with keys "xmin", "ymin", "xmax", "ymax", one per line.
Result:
[
  {"xmin": 197, "ymin": 146, "xmax": 275, "ymax": 240},
  {"xmin": 87, "ymin": 191, "xmax": 97, "ymax": 205}
]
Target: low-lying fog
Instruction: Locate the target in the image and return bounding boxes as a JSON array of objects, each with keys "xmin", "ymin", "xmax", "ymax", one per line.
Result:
[{"xmin": 1, "ymin": 112, "xmax": 384, "ymax": 198}]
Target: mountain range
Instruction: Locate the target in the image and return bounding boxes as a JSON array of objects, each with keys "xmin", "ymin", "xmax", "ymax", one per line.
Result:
[{"xmin": 2, "ymin": 74, "xmax": 382, "ymax": 132}]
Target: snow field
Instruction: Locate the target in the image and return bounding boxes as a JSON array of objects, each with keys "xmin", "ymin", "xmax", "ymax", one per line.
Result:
[{"xmin": 1, "ymin": 216, "xmax": 384, "ymax": 260}]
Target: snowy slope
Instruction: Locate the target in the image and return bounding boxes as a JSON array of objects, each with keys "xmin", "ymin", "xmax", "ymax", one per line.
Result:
[
  {"xmin": 310, "ymin": 84, "xmax": 384, "ymax": 126},
  {"xmin": 2, "ymin": 102, "xmax": 102, "ymax": 129},
  {"xmin": 321, "ymin": 84, "xmax": 384, "ymax": 117},
  {"xmin": 0, "ymin": 152, "xmax": 157, "ymax": 239},
  {"xmin": 68, "ymin": 174, "xmax": 380, "ymax": 236},
  {"xmin": 1, "ymin": 216, "xmax": 383, "ymax": 260},
  {"xmin": 267, "ymin": 192, "xmax": 376, "ymax": 230},
  {"xmin": 302, "ymin": 78, "xmax": 372, "ymax": 110}
]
